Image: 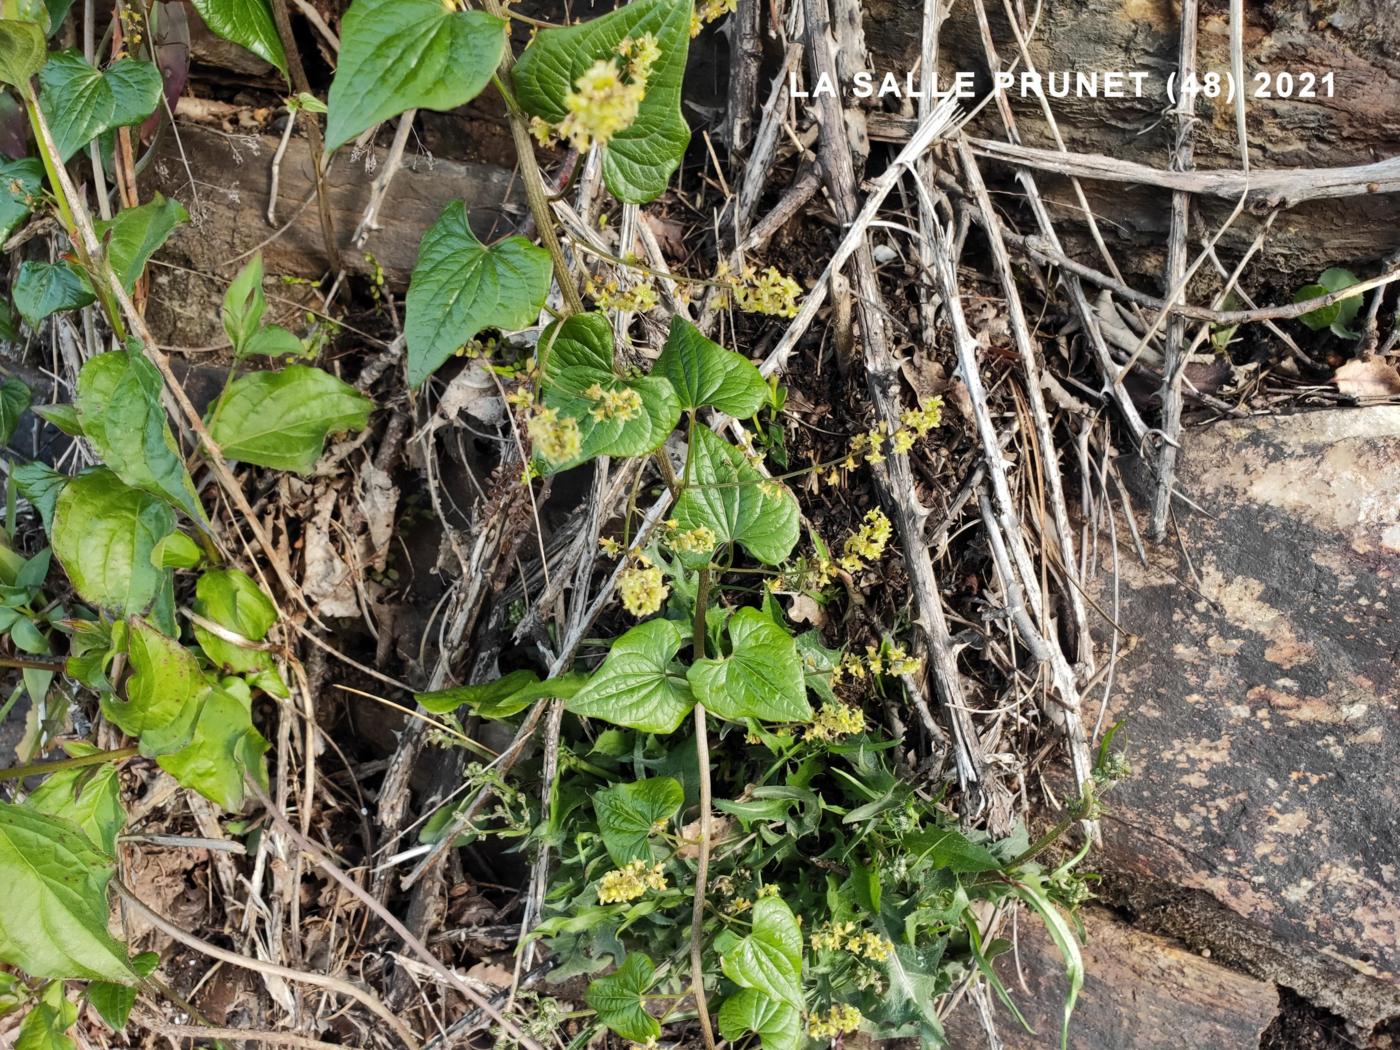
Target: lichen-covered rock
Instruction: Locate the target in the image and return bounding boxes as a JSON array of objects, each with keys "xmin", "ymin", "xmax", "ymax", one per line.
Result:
[{"xmin": 1097, "ymin": 408, "xmax": 1400, "ymax": 984}]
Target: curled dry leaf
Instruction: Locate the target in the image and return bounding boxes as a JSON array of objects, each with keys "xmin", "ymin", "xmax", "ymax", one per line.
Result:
[{"xmin": 1333, "ymin": 358, "xmax": 1400, "ymax": 401}]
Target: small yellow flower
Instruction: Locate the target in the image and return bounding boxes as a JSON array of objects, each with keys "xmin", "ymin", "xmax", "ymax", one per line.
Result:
[
  {"xmin": 732, "ymin": 266, "xmax": 802, "ymax": 318},
  {"xmin": 901, "ymin": 399, "xmax": 944, "ymax": 436},
  {"xmin": 808, "ymin": 1003, "xmax": 863, "ymax": 1039},
  {"xmin": 845, "ymin": 929, "xmax": 892, "ymax": 961},
  {"xmin": 599, "ymin": 537, "xmax": 624, "ymax": 557},
  {"xmin": 586, "ymin": 382, "xmax": 644, "ymax": 422},
  {"xmin": 839, "ymin": 508, "xmax": 892, "ymax": 572},
  {"xmin": 586, "ymin": 275, "xmax": 659, "ymax": 313},
  {"xmin": 696, "ymin": 0, "xmax": 737, "ymax": 26},
  {"xmin": 757, "ymin": 883, "xmax": 780, "ymax": 899},
  {"xmin": 598, "ymin": 859, "xmax": 668, "ymax": 903},
  {"xmin": 666, "ymin": 523, "xmax": 717, "ymax": 555},
  {"xmin": 885, "ymin": 644, "xmax": 921, "ymax": 676},
  {"xmin": 807, "ymin": 701, "xmax": 865, "ymax": 742},
  {"xmin": 810, "ymin": 921, "xmax": 856, "ymax": 952},
  {"xmin": 527, "ymin": 406, "xmax": 582, "ymax": 464},
  {"xmin": 550, "ymin": 35, "xmax": 660, "ymax": 152},
  {"xmin": 619, "ymin": 559, "xmax": 668, "ymax": 616}
]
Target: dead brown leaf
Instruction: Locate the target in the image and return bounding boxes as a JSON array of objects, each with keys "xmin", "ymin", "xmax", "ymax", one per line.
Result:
[{"xmin": 1333, "ymin": 358, "xmax": 1400, "ymax": 401}]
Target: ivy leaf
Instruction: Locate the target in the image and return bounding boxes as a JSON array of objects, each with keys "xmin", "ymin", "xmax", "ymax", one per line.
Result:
[
  {"xmin": 416, "ymin": 670, "xmax": 586, "ymax": 718},
  {"xmin": 674, "ymin": 425, "xmax": 797, "ymax": 565},
  {"xmin": 103, "ymin": 617, "xmax": 205, "ymax": 756},
  {"xmin": 0, "ymin": 19, "xmax": 47, "ymax": 91},
  {"xmin": 718, "ymin": 988, "xmax": 803, "ymax": 1050},
  {"xmin": 207, "ymin": 365, "xmax": 373, "ymax": 473},
  {"xmin": 15, "ymin": 981, "xmax": 77, "ymax": 1050},
  {"xmin": 584, "ymin": 952, "xmax": 660, "ymax": 1044},
  {"xmin": 513, "ymin": 0, "xmax": 691, "ymax": 203},
  {"xmin": 37, "ymin": 51, "xmax": 163, "ymax": 162},
  {"xmin": 93, "ymin": 195, "xmax": 188, "ymax": 293},
  {"xmin": 0, "ymin": 802, "xmax": 133, "ymax": 983},
  {"xmin": 75, "ymin": 349, "xmax": 207, "ymax": 526},
  {"xmin": 901, "ymin": 826, "xmax": 1002, "ymax": 874},
  {"xmin": 325, "ymin": 0, "xmax": 505, "ymax": 151},
  {"xmin": 23, "ymin": 742, "xmax": 124, "ymax": 854},
  {"xmin": 51, "ymin": 469, "xmax": 174, "ymax": 615},
  {"xmin": 191, "ymin": 568, "xmax": 287, "ymax": 697},
  {"xmin": 404, "ymin": 201, "xmax": 552, "ymax": 388},
  {"xmin": 593, "ymin": 776, "xmax": 683, "ymax": 864},
  {"xmin": 157, "ymin": 679, "xmax": 270, "ymax": 811},
  {"xmin": 0, "ymin": 375, "xmax": 32, "ymax": 445},
  {"xmin": 653, "ymin": 316, "xmax": 766, "ymax": 417},
  {"xmin": 720, "ymin": 896, "xmax": 803, "ymax": 1009},
  {"xmin": 688, "ymin": 608, "xmax": 810, "ymax": 724},
  {"xmin": 566, "ymin": 618, "xmax": 694, "ymax": 733},
  {"xmin": 189, "ymin": 0, "xmax": 287, "ymax": 77},
  {"xmin": 0, "ymin": 157, "xmax": 44, "ymax": 243},
  {"xmin": 13, "ymin": 260, "xmax": 95, "ymax": 328},
  {"xmin": 539, "ymin": 312, "xmax": 680, "ymax": 470}
]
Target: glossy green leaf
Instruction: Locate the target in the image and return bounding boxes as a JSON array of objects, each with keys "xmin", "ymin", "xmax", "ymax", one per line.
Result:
[
  {"xmin": 0, "ymin": 802, "xmax": 133, "ymax": 983},
  {"xmin": 31, "ymin": 403, "xmax": 80, "ymax": 436},
  {"xmin": 674, "ymin": 425, "xmax": 799, "ymax": 565},
  {"xmin": 37, "ymin": 51, "xmax": 163, "ymax": 162},
  {"xmin": 687, "ymin": 608, "xmax": 810, "ymax": 724},
  {"xmin": 539, "ymin": 312, "xmax": 680, "ymax": 470},
  {"xmin": 0, "ymin": 19, "xmax": 47, "ymax": 91},
  {"xmin": 653, "ymin": 315, "xmax": 766, "ymax": 416},
  {"xmin": 513, "ymin": 0, "xmax": 691, "ymax": 203},
  {"xmin": 13, "ymin": 260, "xmax": 94, "ymax": 328},
  {"xmin": 585, "ymin": 952, "xmax": 660, "ymax": 1043},
  {"xmin": 191, "ymin": 568, "xmax": 287, "ymax": 697},
  {"xmin": 0, "ymin": 157, "xmax": 44, "ymax": 243},
  {"xmin": 0, "ymin": 376, "xmax": 31, "ymax": 445},
  {"xmin": 720, "ymin": 896, "xmax": 803, "ymax": 1009},
  {"xmin": 325, "ymin": 0, "xmax": 505, "ymax": 151},
  {"xmin": 151, "ymin": 531, "xmax": 202, "ymax": 569},
  {"xmin": 593, "ymin": 776, "xmax": 683, "ymax": 864},
  {"xmin": 104, "ymin": 617, "xmax": 205, "ymax": 755},
  {"xmin": 87, "ymin": 951, "xmax": 156, "ymax": 1030},
  {"xmin": 404, "ymin": 201, "xmax": 552, "ymax": 388},
  {"xmin": 189, "ymin": 0, "xmax": 286, "ymax": 77},
  {"xmin": 415, "ymin": 669, "xmax": 586, "ymax": 718},
  {"xmin": 902, "ymin": 826, "xmax": 1002, "ymax": 874},
  {"xmin": 718, "ymin": 988, "xmax": 803, "ymax": 1050},
  {"xmin": 11, "ymin": 461, "xmax": 66, "ymax": 531},
  {"xmin": 93, "ymin": 194, "xmax": 188, "ymax": 293},
  {"xmin": 24, "ymin": 742, "xmax": 123, "ymax": 854},
  {"xmin": 157, "ymin": 679, "xmax": 270, "ymax": 811},
  {"xmin": 1296, "ymin": 267, "xmax": 1363, "ymax": 335},
  {"xmin": 15, "ymin": 981, "xmax": 77, "ymax": 1050},
  {"xmin": 51, "ymin": 469, "xmax": 174, "ymax": 615},
  {"xmin": 75, "ymin": 349, "xmax": 206, "ymax": 526},
  {"xmin": 566, "ymin": 618, "xmax": 694, "ymax": 733},
  {"xmin": 207, "ymin": 365, "xmax": 372, "ymax": 473},
  {"xmin": 222, "ymin": 253, "xmax": 268, "ymax": 354}
]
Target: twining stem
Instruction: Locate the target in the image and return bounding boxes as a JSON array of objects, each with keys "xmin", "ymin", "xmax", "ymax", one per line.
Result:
[
  {"xmin": 688, "ymin": 564, "xmax": 717, "ymax": 1050},
  {"xmin": 0, "ymin": 745, "xmax": 138, "ymax": 783}
]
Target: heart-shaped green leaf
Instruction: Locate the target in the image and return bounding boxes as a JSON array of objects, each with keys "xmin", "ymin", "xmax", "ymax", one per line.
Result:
[
  {"xmin": 0, "ymin": 157, "xmax": 44, "ymax": 243},
  {"xmin": 567, "ymin": 618, "xmax": 694, "ymax": 733},
  {"xmin": 52, "ymin": 469, "xmax": 174, "ymax": 615},
  {"xmin": 513, "ymin": 0, "xmax": 691, "ymax": 203},
  {"xmin": 102, "ymin": 617, "xmax": 205, "ymax": 756},
  {"xmin": 404, "ymin": 201, "xmax": 552, "ymax": 388},
  {"xmin": 75, "ymin": 349, "xmax": 207, "ymax": 527},
  {"xmin": 653, "ymin": 315, "xmax": 766, "ymax": 417},
  {"xmin": 157, "ymin": 679, "xmax": 270, "ymax": 811},
  {"xmin": 593, "ymin": 776, "xmax": 683, "ymax": 864},
  {"xmin": 207, "ymin": 365, "xmax": 373, "ymax": 473},
  {"xmin": 13, "ymin": 260, "xmax": 95, "ymax": 328},
  {"xmin": 37, "ymin": 51, "xmax": 162, "ymax": 162},
  {"xmin": 189, "ymin": 0, "xmax": 287, "ymax": 77},
  {"xmin": 325, "ymin": 0, "xmax": 505, "ymax": 151},
  {"xmin": 0, "ymin": 802, "xmax": 134, "ymax": 983},
  {"xmin": 674, "ymin": 425, "xmax": 799, "ymax": 565},
  {"xmin": 0, "ymin": 19, "xmax": 47, "ymax": 91},
  {"xmin": 688, "ymin": 608, "xmax": 810, "ymax": 723},
  {"xmin": 585, "ymin": 952, "xmax": 660, "ymax": 1043},
  {"xmin": 718, "ymin": 988, "xmax": 803, "ymax": 1050},
  {"xmin": 539, "ymin": 312, "xmax": 680, "ymax": 470},
  {"xmin": 24, "ymin": 743, "xmax": 123, "ymax": 854},
  {"xmin": 93, "ymin": 194, "xmax": 188, "ymax": 293},
  {"xmin": 720, "ymin": 896, "xmax": 803, "ymax": 1009},
  {"xmin": 0, "ymin": 375, "xmax": 31, "ymax": 446},
  {"xmin": 192, "ymin": 568, "xmax": 287, "ymax": 698}
]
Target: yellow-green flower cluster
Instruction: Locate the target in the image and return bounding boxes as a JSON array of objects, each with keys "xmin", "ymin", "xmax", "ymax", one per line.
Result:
[
  {"xmin": 619, "ymin": 557, "xmax": 668, "ymax": 616},
  {"xmin": 692, "ymin": 0, "xmax": 736, "ymax": 34},
  {"xmin": 732, "ymin": 265, "xmax": 802, "ymax": 318},
  {"xmin": 548, "ymin": 35, "xmax": 659, "ymax": 152},
  {"xmin": 839, "ymin": 508, "xmax": 892, "ymax": 572},
  {"xmin": 586, "ymin": 382, "xmax": 643, "ymax": 422},
  {"xmin": 598, "ymin": 859, "xmax": 668, "ymax": 903},
  {"xmin": 844, "ymin": 398, "xmax": 944, "ymax": 465},
  {"xmin": 527, "ymin": 406, "xmax": 582, "ymax": 465},
  {"xmin": 867, "ymin": 642, "xmax": 921, "ymax": 677},
  {"xmin": 807, "ymin": 701, "xmax": 865, "ymax": 742},
  {"xmin": 808, "ymin": 1004, "xmax": 863, "ymax": 1039},
  {"xmin": 810, "ymin": 921, "xmax": 892, "ymax": 961},
  {"xmin": 586, "ymin": 275, "xmax": 659, "ymax": 313},
  {"xmin": 664, "ymin": 520, "xmax": 717, "ymax": 555}
]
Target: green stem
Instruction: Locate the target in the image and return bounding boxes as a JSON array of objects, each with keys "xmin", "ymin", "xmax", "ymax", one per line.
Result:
[
  {"xmin": 0, "ymin": 745, "xmax": 139, "ymax": 783},
  {"xmin": 688, "ymin": 565, "xmax": 716, "ymax": 1050}
]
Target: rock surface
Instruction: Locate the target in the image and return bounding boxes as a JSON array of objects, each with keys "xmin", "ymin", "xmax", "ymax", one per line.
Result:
[
  {"xmin": 941, "ymin": 906, "xmax": 1278, "ymax": 1049},
  {"xmin": 1093, "ymin": 407, "xmax": 1400, "ymax": 1022}
]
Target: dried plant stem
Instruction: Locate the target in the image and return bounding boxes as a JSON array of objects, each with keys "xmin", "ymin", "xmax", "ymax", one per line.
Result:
[{"xmin": 689, "ymin": 565, "xmax": 717, "ymax": 1050}]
